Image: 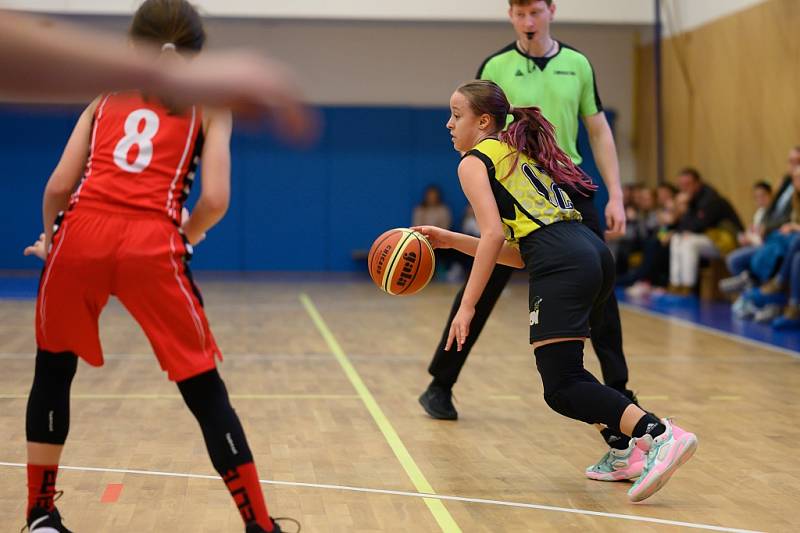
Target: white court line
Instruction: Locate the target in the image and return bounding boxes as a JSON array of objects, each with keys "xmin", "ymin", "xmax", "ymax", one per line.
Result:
[
  {"xmin": 0, "ymin": 462, "xmax": 761, "ymax": 533},
  {"xmin": 0, "ymin": 351, "xmax": 791, "ymax": 366},
  {"xmin": 0, "ymin": 352, "xmax": 439, "ymax": 363},
  {"xmin": 619, "ymin": 303, "xmax": 800, "ymax": 360}
]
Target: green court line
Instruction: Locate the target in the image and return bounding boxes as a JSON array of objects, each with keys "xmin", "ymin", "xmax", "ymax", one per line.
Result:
[{"xmin": 299, "ymin": 293, "xmax": 462, "ymax": 533}]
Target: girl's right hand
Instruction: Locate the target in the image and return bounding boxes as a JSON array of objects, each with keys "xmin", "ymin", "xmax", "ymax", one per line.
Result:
[
  {"xmin": 411, "ymin": 225, "xmax": 452, "ymax": 249},
  {"xmin": 23, "ymin": 233, "xmax": 48, "ymax": 261}
]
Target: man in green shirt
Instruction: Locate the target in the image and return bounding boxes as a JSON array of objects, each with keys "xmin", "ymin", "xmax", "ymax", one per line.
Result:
[
  {"xmin": 477, "ymin": 26, "xmax": 606, "ymax": 168},
  {"xmin": 421, "ymin": 0, "xmax": 646, "ymax": 484}
]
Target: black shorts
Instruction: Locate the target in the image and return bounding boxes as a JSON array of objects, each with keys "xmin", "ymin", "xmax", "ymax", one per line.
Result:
[
  {"xmin": 570, "ymin": 190, "xmax": 602, "ymax": 239},
  {"xmin": 519, "ymin": 221, "xmax": 615, "ymax": 343}
]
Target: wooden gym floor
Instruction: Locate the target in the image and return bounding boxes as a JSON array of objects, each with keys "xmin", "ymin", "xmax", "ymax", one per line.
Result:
[{"xmin": 0, "ymin": 278, "xmax": 797, "ymax": 532}]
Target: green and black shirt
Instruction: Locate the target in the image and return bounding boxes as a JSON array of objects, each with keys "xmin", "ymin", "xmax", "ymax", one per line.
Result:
[{"xmin": 477, "ymin": 42, "xmax": 603, "ymax": 165}]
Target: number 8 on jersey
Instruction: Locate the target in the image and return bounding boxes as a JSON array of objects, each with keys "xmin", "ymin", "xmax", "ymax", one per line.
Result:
[{"xmin": 113, "ymin": 108, "xmax": 160, "ymax": 173}]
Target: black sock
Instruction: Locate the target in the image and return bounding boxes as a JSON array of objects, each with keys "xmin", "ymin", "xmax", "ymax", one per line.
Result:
[
  {"xmin": 600, "ymin": 427, "xmax": 632, "ymax": 450},
  {"xmin": 430, "ymin": 378, "xmax": 452, "ymax": 392},
  {"xmin": 632, "ymin": 413, "xmax": 665, "ymax": 439}
]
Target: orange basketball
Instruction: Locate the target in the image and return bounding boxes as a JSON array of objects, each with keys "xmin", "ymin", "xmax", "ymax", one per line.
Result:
[{"xmin": 368, "ymin": 228, "xmax": 435, "ymax": 296}]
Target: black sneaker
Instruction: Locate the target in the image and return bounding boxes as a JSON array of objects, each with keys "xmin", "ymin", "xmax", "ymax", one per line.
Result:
[
  {"xmin": 25, "ymin": 506, "xmax": 73, "ymax": 532},
  {"xmin": 419, "ymin": 385, "xmax": 458, "ymax": 420}
]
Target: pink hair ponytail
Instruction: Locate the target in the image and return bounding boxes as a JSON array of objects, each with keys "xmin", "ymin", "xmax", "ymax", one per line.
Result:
[{"xmin": 499, "ymin": 107, "xmax": 596, "ymax": 194}]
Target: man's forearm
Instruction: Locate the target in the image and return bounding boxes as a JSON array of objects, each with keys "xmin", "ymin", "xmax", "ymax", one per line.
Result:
[
  {"xmin": 0, "ymin": 12, "xmax": 161, "ymax": 102},
  {"xmin": 589, "ymin": 128, "xmax": 623, "ymax": 200}
]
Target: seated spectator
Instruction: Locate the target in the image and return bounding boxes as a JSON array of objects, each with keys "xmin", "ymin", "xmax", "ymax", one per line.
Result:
[
  {"xmin": 656, "ymin": 183, "xmax": 678, "ymax": 212},
  {"xmin": 412, "ymin": 185, "xmax": 452, "ymax": 279},
  {"xmin": 719, "ymin": 181, "xmax": 773, "ymax": 293},
  {"xmin": 622, "ymin": 183, "xmax": 638, "ymax": 211},
  {"xmin": 609, "ymin": 184, "xmax": 651, "ymax": 274},
  {"xmin": 744, "ymin": 169, "xmax": 800, "ymax": 327},
  {"xmin": 720, "ymin": 147, "xmax": 799, "ymax": 294},
  {"xmin": 461, "ymin": 205, "xmax": 480, "ymax": 238},
  {"xmin": 633, "ymin": 187, "xmax": 660, "ymax": 239},
  {"xmin": 413, "ymin": 185, "xmax": 452, "ymax": 229},
  {"xmin": 761, "ymin": 148, "xmax": 800, "ymax": 236},
  {"xmin": 743, "ymin": 181, "xmax": 773, "ymax": 245},
  {"xmin": 622, "ymin": 185, "xmax": 682, "ymax": 296},
  {"xmin": 667, "ymin": 168, "xmax": 743, "ymax": 296},
  {"xmin": 771, "ymin": 233, "xmax": 800, "ymax": 329}
]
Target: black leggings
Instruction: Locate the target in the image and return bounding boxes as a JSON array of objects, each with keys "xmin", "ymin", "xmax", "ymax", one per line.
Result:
[
  {"xmin": 534, "ymin": 340, "xmax": 632, "ymax": 431},
  {"xmin": 26, "ymin": 350, "xmax": 78, "ymax": 444},
  {"xmin": 27, "ymin": 352, "xmax": 253, "ymax": 476},
  {"xmin": 178, "ymin": 369, "xmax": 254, "ymax": 475}
]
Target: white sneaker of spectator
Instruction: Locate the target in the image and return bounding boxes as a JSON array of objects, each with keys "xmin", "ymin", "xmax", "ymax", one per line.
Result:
[
  {"xmin": 732, "ymin": 295, "xmax": 757, "ymax": 320},
  {"xmin": 719, "ymin": 272, "xmax": 752, "ymax": 295},
  {"xmin": 754, "ymin": 304, "xmax": 782, "ymax": 323},
  {"xmin": 625, "ymin": 281, "xmax": 652, "ymax": 299}
]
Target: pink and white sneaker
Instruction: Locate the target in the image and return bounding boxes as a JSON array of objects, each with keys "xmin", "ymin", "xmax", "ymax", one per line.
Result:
[
  {"xmin": 585, "ymin": 438, "xmax": 646, "ymax": 481},
  {"xmin": 628, "ymin": 418, "xmax": 698, "ymax": 502}
]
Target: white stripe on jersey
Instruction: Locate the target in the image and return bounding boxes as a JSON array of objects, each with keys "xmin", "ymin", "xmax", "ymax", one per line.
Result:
[
  {"xmin": 38, "ymin": 223, "xmax": 70, "ymax": 340},
  {"xmin": 166, "ymin": 106, "xmax": 197, "ymax": 220},
  {"xmin": 72, "ymin": 94, "xmax": 111, "ymax": 205},
  {"xmin": 168, "ymin": 232, "xmax": 206, "ymax": 352}
]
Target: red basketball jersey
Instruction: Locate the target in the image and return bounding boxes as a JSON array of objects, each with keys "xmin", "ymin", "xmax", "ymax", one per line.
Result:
[{"xmin": 71, "ymin": 92, "xmax": 203, "ymax": 223}]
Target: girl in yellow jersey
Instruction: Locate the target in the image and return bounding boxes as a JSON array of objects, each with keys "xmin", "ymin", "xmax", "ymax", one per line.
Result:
[{"xmin": 414, "ymin": 80, "xmax": 697, "ymax": 503}]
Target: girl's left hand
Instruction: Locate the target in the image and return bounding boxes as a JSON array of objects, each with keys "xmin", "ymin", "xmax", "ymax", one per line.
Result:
[
  {"xmin": 23, "ymin": 233, "xmax": 48, "ymax": 261},
  {"xmin": 181, "ymin": 207, "xmax": 206, "ymax": 244},
  {"xmin": 446, "ymin": 305, "xmax": 475, "ymax": 352}
]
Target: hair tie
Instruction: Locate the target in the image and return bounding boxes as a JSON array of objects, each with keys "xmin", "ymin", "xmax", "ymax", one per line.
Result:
[{"xmin": 161, "ymin": 42, "xmax": 176, "ymax": 52}]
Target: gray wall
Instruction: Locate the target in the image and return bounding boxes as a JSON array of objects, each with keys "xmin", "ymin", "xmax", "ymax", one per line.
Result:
[{"xmin": 67, "ymin": 16, "xmax": 646, "ymax": 181}]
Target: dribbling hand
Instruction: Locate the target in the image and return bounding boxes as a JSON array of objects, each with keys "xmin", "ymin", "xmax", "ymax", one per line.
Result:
[
  {"xmin": 23, "ymin": 233, "xmax": 48, "ymax": 261},
  {"xmin": 411, "ymin": 225, "xmax": 452, "ymax": 249}
]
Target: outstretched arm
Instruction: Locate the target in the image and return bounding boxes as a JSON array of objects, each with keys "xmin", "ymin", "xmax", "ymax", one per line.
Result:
[
  {"xmin": 413, "ymin": 228, "xmax": 523, "ymax": 269},
  {"xmin": 0, "ymin": 11, "xmax": 315, "ymax": 142}
]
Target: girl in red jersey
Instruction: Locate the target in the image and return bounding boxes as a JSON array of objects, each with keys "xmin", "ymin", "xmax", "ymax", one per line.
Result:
[{"xmin": 22, "ymin": 2, "xmax": 286, "ymax": 532}]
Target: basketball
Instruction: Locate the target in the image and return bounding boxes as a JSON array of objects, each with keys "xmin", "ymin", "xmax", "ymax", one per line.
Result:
[{"xmin": 368, "ymin": 228, "xmax": 435, "ymax": 295}]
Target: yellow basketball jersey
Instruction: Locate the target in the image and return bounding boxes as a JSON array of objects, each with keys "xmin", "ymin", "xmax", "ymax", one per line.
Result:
[{"xmin": 467, "ymin": 139, "xmax": 582, "ymax": 245}]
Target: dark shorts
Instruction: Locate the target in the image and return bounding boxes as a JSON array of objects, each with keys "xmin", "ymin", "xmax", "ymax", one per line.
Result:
[{"xmin": 520, "ymin": 221, "xmax": 615, "ymax": 343}]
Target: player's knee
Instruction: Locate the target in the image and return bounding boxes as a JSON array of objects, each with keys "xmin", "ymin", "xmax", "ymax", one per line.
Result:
[
  {"xmin": 178, "ymin": 369, "xmax": 253, "ymax": 473},
  {"xmin": 33, "ymin": 349, "xmax": 78, "ymax": 386},
  {"xmin": 178, "ymin": 368, "xmax": 231, "ymax": 420},
  {"xmin": 535, "ymin": 340, "xmax": 589, "ymax": 419},
  {"xmin": 534, "ymin": 340, "xmax": 584, "ymax": 387},
  {"xmin": 542, "ymin": 388, "xmax": 577, "ymax": 419},
  {"xmin": 26, "ymin": 349, "xmax": 78, "ymax": 444}
]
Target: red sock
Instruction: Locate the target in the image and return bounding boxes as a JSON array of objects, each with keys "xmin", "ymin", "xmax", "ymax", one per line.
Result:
[
  {"xmin": 222, "ymin": 463, "xmax": 272, "ymax": 531},
  {"xmin": 27, "ymin": 464, "xmax": 59, "ymax": 516}
]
